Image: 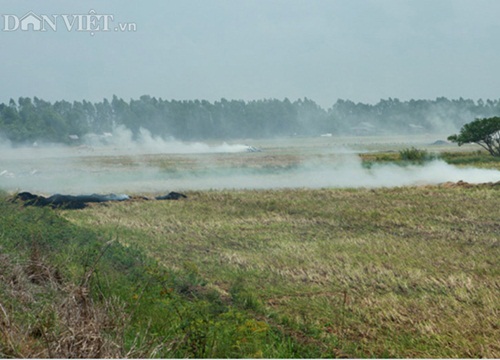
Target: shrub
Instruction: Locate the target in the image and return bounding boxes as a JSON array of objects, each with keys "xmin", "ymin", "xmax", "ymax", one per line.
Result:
[{"xmin": 399, "ymin": 147, "xmax": 431, "ymax": 162}]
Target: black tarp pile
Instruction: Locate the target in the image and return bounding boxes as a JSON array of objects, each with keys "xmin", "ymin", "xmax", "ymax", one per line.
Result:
[
  {"xmin": 155, "ymin": 192, "xmax": 187, "ymax": 200},
  {"xmin": 11, "ymin": 191, "xmax": 187, "ymax": 209}
]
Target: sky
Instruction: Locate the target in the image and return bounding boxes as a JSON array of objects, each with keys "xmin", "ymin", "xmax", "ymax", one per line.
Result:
[{"xmin": 1, "ymin": 0, "xmax": 499, "ymax": 108}]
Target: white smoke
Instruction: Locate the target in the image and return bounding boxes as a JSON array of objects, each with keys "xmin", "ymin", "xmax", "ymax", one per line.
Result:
[
  {"xmin": 83, "ymin": 126, "xmax": 256, "ymax": 155},
  {"xmin": 136, "ymin": 156, "xmax": 499, "ymax": 191},
  {"xmin": 1, "ymin": 129, "xmax": 499, "ymax": 194},
  {"xmin": 1, "ymin": 147, "xmax": 499, "ymax": 194}
]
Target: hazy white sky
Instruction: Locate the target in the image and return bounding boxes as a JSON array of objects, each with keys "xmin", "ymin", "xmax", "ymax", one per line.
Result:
[{"xmin": 1, "ymin": 0, "xmax": 499, "ymax": 108}]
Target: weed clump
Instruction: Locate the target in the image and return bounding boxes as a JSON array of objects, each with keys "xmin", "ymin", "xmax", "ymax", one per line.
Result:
[
  {"xmin": 230, "ymin": 277, "xmax": 262, "ymax": 311},
  {"xmin": 399, "ymin": 147, "xmax": 433, "ymax": 162},
  {"xmin": 0, "ymin": 248, "xmax": 123, "ymax": 358}
]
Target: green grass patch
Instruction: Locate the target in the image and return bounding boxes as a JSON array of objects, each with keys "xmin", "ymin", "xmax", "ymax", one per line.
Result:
[
  {"xmin": 361, "ymin": 148, "xmax": 500, "ymax": 170},
  {"xmin": 440, "ymin": 150, "xmax": 500, "ymax": 168},
  {"xmin": 0, "ymin": 192, "xmax": 327, "ymax": 358}
]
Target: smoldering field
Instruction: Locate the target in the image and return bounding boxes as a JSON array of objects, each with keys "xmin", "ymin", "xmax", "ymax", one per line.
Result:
[
  {"xmin": 3, "ymin": 129, "xmax": 499, "ymax": 357},
  {"xmin": 1, "ymin": 128, "xmax": 499, "ymax": 194}
]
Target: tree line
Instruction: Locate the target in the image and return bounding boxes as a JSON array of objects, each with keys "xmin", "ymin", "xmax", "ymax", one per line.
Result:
[{"xmin": 1, "ymin": 95, "xmax": 499, "ymax": 144}]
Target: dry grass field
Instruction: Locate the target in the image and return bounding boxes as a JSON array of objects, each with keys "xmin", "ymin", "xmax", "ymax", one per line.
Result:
[{"xmin": 62, "ymin": 183, "xmax": 500, "ymax": 357}]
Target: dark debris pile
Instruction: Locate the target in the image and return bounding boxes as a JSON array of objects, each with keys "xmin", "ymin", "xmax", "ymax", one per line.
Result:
[{"xmin": 11, "ymin": 191, "xmax": 187, "ymax": 210}]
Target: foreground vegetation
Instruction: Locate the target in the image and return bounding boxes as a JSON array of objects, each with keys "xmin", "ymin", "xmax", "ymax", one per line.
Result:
[
  {"xmin": 55, "ymin": 183, "xmax": 500, "ymax": 358},
  {"xmin": 0, "ymin": 192, "xmax": 320, "ymax": 358}
]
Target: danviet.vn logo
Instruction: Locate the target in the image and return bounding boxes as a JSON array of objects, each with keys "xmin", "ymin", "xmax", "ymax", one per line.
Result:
[{"xmin": 2, "ymin": 9, "xmax": 137, "ymax": 35}]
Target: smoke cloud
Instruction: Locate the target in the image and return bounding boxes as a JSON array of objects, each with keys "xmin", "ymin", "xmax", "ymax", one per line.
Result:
[
  {"xmin": 1, "ymin": 134, "xmax": 499, "ymax": 195},
  {"xmin": 128, "ymin": 156, "xmax": 498, "ymax": 191},
  {"xmin": 83, "ymin": 126, "xmax": 255, "ymax": 155}
]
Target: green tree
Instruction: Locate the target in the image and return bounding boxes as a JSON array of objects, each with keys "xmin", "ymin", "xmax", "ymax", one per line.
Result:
[{"xmin": 448, "ymin": 117, "xmax": 500, "ymax": 157}]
